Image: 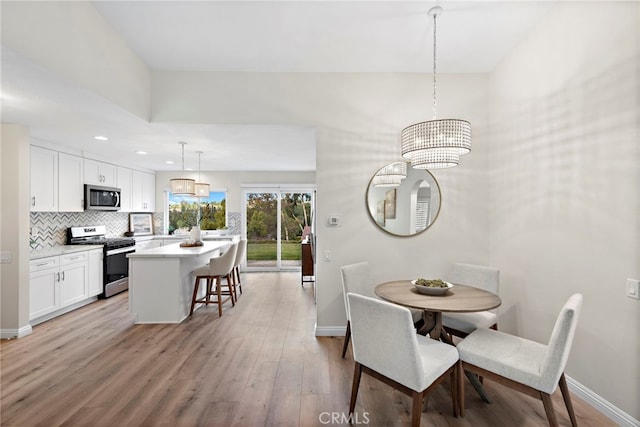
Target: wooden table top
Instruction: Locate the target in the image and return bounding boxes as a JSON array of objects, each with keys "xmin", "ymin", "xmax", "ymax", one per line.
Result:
[{"xmin": 375, "ymin": 280, "xmax": 501, "ymax": 313}]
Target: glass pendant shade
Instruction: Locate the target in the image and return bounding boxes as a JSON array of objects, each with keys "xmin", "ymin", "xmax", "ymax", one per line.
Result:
[
  {"xmin": 194, "ymin": 182, "xmax": 210, "ymax": 197},
  {"xmin": 169, "ymin": 141, "xmax": 195, "ymax": 195},
  {"xmin": 401, "ymin": 119, "xmax": 471, "ymax": 169},
  {"xmin": 170, "ymin": 178, "xmax": 196, "ymax": 195}
]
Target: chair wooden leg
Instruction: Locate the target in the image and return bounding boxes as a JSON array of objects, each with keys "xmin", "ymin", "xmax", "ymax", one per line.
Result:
[
  {"xmin": 235, "ymin": 266, "xmax": 243, "ymax": 295},
  {"xmin": 559, "ymin": 373, "xmax": 578, "ymax": 427},
  {"xmin": 226, "ymin": 274, "xmax": 236, "ymax": 306},
  {"xmin": 411, "ymin": 391, "xmax": 423, "ymax": 427},
  {"xmin": 458, "ymin": 361, "xmax": 465, "ymax": 418},
  {"xmin": 541, "ymin": 391, "xmax": 559, "ymax": 427},
  {"xmin": 190, "ymin": 277, "xmax": 201, "ymax": 315},
  {"xmin": 450, "ymin": 370, "xmax": 458, "ymax": 418},
  {"xmin": 349, "ymin": 362, "xmax": 363, "ymax": 415},
  {"xmin": 216, "ymin": 277, "xmax": 223, "ymax": 317},
  {"xmin": 341, "ymin": 321, "xmax": 351, "ymax": 358}
]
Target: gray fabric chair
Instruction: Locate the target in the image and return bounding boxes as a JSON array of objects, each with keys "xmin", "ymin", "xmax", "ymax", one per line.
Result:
[
  {"xmin": 340, "ymin": 262, "xmax": 422, "ymax": 358},
  {"xmin": 442, "ymin": 263, "xmax": 500, "ymax": 338},
  {"xmin": 457, "ymin": 293, "xmax": 582, "ymax": 427},
  {"xmin": 190, "ymin": 243, "xmax": 238, "ymax": 317},
  {"xmin": 347, "ymin": 293, "xmax": 460, "ymax": 426}
]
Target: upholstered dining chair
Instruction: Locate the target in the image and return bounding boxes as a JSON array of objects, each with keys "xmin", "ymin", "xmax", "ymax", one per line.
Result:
[
  {"xmin": 190, "ymin": 243, "xmax": 238, "ymax": 317},
  {"xmin": 231, "ymin": 239, "xmax": 247, "ymax": 300},
  {"xmin": 442, "ymin": 263, "xmax": 500, "ymax": 338},
  {"xmin": 456, "ymin": 293, "xmax": 583, "ymax": 427},
  {"xmin": 347, "ymin": 293, "xmax": 460, "ymax": 426},
  {"xmin": 340, "ymin": 262, "xmax": 422, "ymax": 358}
]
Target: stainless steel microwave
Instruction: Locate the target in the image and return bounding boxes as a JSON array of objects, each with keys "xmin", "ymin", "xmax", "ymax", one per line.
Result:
[{"xmin": 84, "ymin": 184, "xmax": 121, "ymax": 211}]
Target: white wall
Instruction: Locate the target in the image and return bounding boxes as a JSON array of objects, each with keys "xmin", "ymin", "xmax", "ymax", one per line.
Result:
[
  {"xmin": 489, "ymin": 2, "xmax": 639, "ymax": 420},
  {"xmin": 0, "ymin": 125, "xmax": 32, "ymax": 338},
  {"xmin": 1, "ymin": 1, "xmax": 150, "ymax": 119}
]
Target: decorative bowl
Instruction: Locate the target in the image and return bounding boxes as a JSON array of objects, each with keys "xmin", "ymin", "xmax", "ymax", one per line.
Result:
[{"xmin": 410, "ymin": 280, "xmax": 453, "ymax": 295}]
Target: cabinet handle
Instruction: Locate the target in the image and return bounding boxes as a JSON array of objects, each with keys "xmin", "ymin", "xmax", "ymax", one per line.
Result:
[
  {"xmin": 32, "ymin": 196, "xmax": 36, "ymax": 207},
  {"xmin": 67, "ymin": 256, "xmax": 82, "ymax": 261},
  {"xmin": 61, "ymin": 271, "xmax": 65, "ymax": 281},
  {"xmin": 35, "ymin": 262, "xmax": 50, "ymax": 267},
  {"xmin": 56, "ymin": 272, "xmax": 60, "ymax": 282}
]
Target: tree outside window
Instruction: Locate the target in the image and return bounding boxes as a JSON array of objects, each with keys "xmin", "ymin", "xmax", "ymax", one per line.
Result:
[{"xmin": 168, "ymin": 191, "xmax": 226, "ymax": 233}]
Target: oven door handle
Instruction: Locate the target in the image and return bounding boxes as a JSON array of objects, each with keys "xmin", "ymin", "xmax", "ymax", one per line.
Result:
[{"xmin": 106, "ymin": 246, "xmax": 136, "ymax": 256}]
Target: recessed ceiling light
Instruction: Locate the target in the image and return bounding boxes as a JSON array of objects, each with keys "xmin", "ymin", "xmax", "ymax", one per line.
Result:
[
  {"xmin": 136, "ymin": 150, "xmax": 147, "ymax": 155},
  {"xmin": 93, "ymin": 135, "xmax": 108, "ymax": 141},
  {"xmin": 165, "ymin": 160, "xmax": 175, "ymax": 165},
  {"xmin": 185, "ymin": 168, "xmax": 193, "ymax": 171}
]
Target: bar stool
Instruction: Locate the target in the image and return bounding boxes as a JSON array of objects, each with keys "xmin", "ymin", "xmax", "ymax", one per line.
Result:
[
  {"xmin": 190, "ymin": 243, "xmax": 238, "ymax": 317},
  {"xmin": 231, "ymin": 239, "xmax": 247, "ymax": 300}
]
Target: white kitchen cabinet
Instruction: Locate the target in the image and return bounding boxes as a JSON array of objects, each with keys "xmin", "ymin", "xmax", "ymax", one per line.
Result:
[
  {"xmin": 58, "ymin": 153, "xmax": 84, "ymax": 212},
  {"xmin": 30, "ymin": 146, "xmax": 58, "ymax": 212},
  {"xmin": 84, "ymin": 158, "xmax": 117, "ymax": 187},
  {"xmin": 30, "ymin": 146, "xmax": 84, "ymax": 212},
  {"xmin": 131, "ymin": 170, "xmax": 156, "ymax": 212},
  {"xmin": 117, "ymin": 166, "xmax": 132, "ymax": 212},
  {"xmin": 29, "ymin": 257, "xmax": 59, "ymax": 319},
  {"xmin": 88, "ymin": 249, "xmax": 103, "ymax": 297},
  {"xmin": 29, "ymin": 252, "xmax": 89, "ymax": 321}
]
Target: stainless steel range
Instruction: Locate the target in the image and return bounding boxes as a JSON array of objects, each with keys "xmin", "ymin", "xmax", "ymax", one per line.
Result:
[{"xmin": 67, "ymin": 226, "xmax": 136, "ymax": 298}]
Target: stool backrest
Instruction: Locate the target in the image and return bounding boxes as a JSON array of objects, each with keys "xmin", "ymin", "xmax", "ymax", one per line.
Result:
[
  {"xmin": 209, "ymin": 243, "xmax": 238, "ymax": 276},
  {"xmin": 234, "ymin": 239, "xmax": 247, "ymax": 268}
]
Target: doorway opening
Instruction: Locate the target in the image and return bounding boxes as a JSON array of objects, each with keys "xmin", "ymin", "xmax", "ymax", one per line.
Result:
[{"xmin": 242, "ymin": 187, "xmax": 315, "ymax": 271}]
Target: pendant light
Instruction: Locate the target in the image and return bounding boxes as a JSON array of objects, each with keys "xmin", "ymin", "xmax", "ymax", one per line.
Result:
[
  {"xmin": 194, "ymin": 151, "xmax": 210, "ymax": 198},
  {"xmin": 401, "ymin": 6, "xmax": 471, "ymax": 169},
  {"xmin": 169, "ymin": 141, "xmax": 195, "ymax": 195}
]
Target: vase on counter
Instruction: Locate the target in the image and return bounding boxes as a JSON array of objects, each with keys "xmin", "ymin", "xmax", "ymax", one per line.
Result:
[{"xmin": 190, "ymin": 226, "xmax": 202, "ymax": 242}]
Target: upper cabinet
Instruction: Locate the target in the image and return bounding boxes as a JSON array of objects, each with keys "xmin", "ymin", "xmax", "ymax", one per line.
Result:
[
  {"xmin": 58, "ymin": 153, "xmax": 84, "ymax": 212},
  {"xmin": 30, "ymin": 146, "xmax": 58, "ymax": 212},
  {"xmin": 84, "ymin": 159, "xmax": 117, "ymax": 187},
  {"xmin": 117, "ymin": 166, "xmax": 132, "ymax": 212},
  {"xmin": 131, "ymin": 170, "xmax": 156, "ymax": 212},
  {"xmin": 30, "ymin": 144, "xmax": 155, "ymax": 213},
  {"xmin": 30, "ymin": 146, "xmax": 84, "ymax": 212}
]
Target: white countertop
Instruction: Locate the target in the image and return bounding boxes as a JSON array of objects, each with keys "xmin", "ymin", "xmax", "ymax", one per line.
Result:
[
  {"xmin": 128, "ymin": 240, "xmax": 229, "ymax": 258},
  {"xmin": 30, "ymin": 244, "xmax": 104, "ymax": 260}
]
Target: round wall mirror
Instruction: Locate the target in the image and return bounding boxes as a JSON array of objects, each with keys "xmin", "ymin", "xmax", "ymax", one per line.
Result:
[{"xmin": 365, "ymin": 161, "xmax": 441, "ymax": 237}]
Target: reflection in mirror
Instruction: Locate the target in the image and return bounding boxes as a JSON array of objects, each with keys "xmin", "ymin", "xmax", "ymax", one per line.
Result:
[{"xmin": 366, "ymin": 161, "xmax": 441, "ymax": 237}]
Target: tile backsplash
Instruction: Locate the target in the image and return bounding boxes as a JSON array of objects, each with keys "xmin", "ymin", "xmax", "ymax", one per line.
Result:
[
  {"xmin": 30, "ymin": 211, "xmax": 242, "ymax": 249},
  {"xmin": 30, "ymin": 211, "xmax": 164, "ymax": 249}
]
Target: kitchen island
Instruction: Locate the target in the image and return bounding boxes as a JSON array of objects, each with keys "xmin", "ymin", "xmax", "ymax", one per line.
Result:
[{"xmin": 127, "ymin": 240, "xmax": 231, "ymax": 323}]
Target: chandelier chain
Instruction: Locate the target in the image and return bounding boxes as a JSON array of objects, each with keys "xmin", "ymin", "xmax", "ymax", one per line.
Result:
[{"xmin": 432, "ymin": 11, "xmax": 437, "ymax": 120}]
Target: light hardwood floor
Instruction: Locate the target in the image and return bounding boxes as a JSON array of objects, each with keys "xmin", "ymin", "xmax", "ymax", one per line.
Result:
[{"xmin": 1, "ymin": 272, "xmax": 613, "ymax": 426}]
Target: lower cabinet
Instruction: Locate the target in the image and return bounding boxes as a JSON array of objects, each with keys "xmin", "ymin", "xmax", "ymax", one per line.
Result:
[
  {"xmin": 87, "ymin": 249, "xmax": 103, "ymax": 297},
  {"xmin": 29, "ymin": 251, "xmax": 96, "ymax": 321}
]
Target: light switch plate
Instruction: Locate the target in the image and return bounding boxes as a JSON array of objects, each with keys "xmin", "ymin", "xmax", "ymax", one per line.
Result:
[{"xmin": 626, "ymin": 278, "xmax": 640, "ymax": 300}]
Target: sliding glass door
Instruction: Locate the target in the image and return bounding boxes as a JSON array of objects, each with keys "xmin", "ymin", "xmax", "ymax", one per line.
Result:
[{"xmin": 243, "ymin": 187, "xmax": 314, "ymax": 271}]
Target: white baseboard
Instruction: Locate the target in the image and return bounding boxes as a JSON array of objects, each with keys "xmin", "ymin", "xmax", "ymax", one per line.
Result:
[
  {"xmin": 1, "ymin": 324, "xmax": 32, "ymax": 340},
  {"xmin": 314, "ymin": 324, "xmax": 346, "ymax": 337},
  {"xmin": 566, "ymin": 375, "xmax": 639, "ymax": 427}
]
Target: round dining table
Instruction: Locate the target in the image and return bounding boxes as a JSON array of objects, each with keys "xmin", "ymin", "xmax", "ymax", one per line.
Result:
[
  {"xmin": 375, "ymin": 280, "xmax": 501, "ymax": 341},
  {"xmin": 375, "ymin": 280, "xmax": 502, "ymax": 403}
]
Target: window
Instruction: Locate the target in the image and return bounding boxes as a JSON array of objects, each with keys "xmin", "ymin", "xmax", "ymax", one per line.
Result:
[{"xmin": 167, "ymin": 191, "xmax": 227, "ymax": 233}]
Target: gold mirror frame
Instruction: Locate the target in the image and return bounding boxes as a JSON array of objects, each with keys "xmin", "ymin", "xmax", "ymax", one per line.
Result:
[{"xmin": 365, "ymin": 162, "xmax": 442, "ymax": 237}]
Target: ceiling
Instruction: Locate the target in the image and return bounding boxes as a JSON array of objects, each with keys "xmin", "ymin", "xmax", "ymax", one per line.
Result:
[{"xmin": 1, "ymin": 1, "xmax": 555, "ymax": 172}]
